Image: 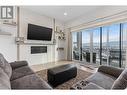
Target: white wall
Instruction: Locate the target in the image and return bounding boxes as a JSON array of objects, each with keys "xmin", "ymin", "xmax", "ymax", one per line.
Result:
[
  {"xmin": 0, "ymin": 7, "xmax": 66, "ymax": 65},
  {"xmin": 19, "ymin": 7, "xmax": 65, "ymax": 65},
  {"xmin": 2, "ymin": 6, "xmax": 127, "ymax": 65},
  {"xmin": 0, "ymin": 24, "xmax": 17, "ymax": 62},
  {"xmin": 0, "ymin": 7, "xmax": 17, "ymax": 62}
]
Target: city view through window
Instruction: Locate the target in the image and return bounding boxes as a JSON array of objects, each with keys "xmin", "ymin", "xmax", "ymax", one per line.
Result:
[{"xmin": 72, "ymin": 23, "xmax": 127, "ymax": 68}]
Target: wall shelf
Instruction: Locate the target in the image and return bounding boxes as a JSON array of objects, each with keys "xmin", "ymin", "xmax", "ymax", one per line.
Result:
[
  {"xmin": 1, "ymin": 19, "xmax": 17, "ymax": 26},
  {"xmin": 16, "ymin": 42, "xmax": 55, "ymax": 45},
  {"xmin": 3, "ymin": 22, "xmax": 17, "ymax": 26},
  {"xmin": 0, "ymin": 31, "xmax": 12, "ymax": 36},
  {"xmin": 57, "ymin": 47, "xmax": 64, "ymax": 51},
  {"xmin": 23, "ymin": 43, "xmax": 55, "ymax": 45}
]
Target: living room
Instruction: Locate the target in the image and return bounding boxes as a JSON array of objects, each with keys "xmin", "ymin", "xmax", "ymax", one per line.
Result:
[{"xmin": 0, "ymin": 5, "xmax": 127, "ymax": 91}]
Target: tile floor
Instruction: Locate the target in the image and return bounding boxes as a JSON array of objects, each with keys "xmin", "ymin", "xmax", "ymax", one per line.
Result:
[
  {"xmin": 30, "ymin": 60, "xmax": 97, "ymax": 73},
  {"xmin": 30, "ymin": 60, "xmax": 74, "ymax": 72}
]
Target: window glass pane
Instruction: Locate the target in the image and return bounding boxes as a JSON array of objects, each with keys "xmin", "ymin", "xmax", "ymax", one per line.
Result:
[
  {"xmin": 102, "ymin": 26, "xmax": 108, "ymax": 65},
  {"xmin": 109, "ymin": 24, "xmax": 120, "ymax": 67},
  {"xmin": 72, "ymin": 22, "xmax": 126, "ymax": 68},
  {"xmin": 82, "ymin": 30, "xmax": 91, "ymax": 62},
  {"xmin": 72, "ymin": 32, "xmax": 79, "ymax": 60},
  {"xmin": 122, "ymin": 23, "xmax": 127, "ymax": 68},
  {"xmin": 102, "ymin": 24, "xmax": 120, "ymax": 67},
  {"xmin": 72, "ymin": 32, "xmax": 77, "ymax": 43},
  {"xmin": 109, "ymin": 24, "xmax": 120, "ymax": 49},
  {"xmin": 93, "ymin": 28, "xmax": 100, "ymax": 65},
  {"xmin": 102, "ymin": 26, "xmax": 108, "ymax": 47}
]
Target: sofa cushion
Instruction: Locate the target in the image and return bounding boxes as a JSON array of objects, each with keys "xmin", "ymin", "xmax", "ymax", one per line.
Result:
[
  {"xmin": 98, "ymin": 65, "xmax": 123, "ymax": 78},
  {"xmin": 83, "ymin": 82, "xmax": 104, "ymax": 89},
  {"xmin": 11, "ymin": 74, "xmax": 52, "ymax": 89},
  {"xmin": 11, "ymin": 66, "xmax": 34, "ymax": 81},
  {"xmin": 86, "ymin": 72, "xmax": 116, "ymax": 89},
  {"xmin": 0, "ymin": 53, "xmax": 12, "ymax": 78},
  {"xmin": 9, "ymin": 61, "xmax": 28, "ymax": 70},
  {"xmin": 0, "ymin": 67, "xmax": 11, "ymax": 89},
  {"xmin": 112, "ymin": 69, "xmax": 127, "ymax": 89}
]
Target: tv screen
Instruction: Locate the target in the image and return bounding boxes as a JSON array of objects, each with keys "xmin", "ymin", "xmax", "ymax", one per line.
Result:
[{"xmin": 27, "ymin": 24, "xmax": 52, "ymax": 41}]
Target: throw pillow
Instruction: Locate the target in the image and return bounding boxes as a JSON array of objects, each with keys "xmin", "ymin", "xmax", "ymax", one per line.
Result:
[
  {"xmin": 0, "ymin": 53, "xmax": 12, "ymax": 78},
  {"xmin": 112, "ymin": 69, "xmax": 127, "ymax": 89},
  {"xmin": 0, "ymin": 67, "xmax": 11, "ymax": 89}
]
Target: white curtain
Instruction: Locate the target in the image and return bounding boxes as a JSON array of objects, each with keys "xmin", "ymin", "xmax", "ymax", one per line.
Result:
[{"xmin": 65, "ymin": 28, "xmax": 72, "ymax": 61}]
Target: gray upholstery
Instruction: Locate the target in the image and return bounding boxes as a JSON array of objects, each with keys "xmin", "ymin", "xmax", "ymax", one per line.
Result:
[
  {"xmin": 10, "ymin": 61, "xmax": 52, "ymax": 89},
  {"xmin": 11, "ymin": 74, "xmax": 52, "ymax": 89},
  {"xmin": 83, "ymin": 82, "xmax": 104, "ymax": 89},
  {"xmin": 112, "ymin": 69, "xmax": 127, "ymax": 89},
  {"xmin": 0, "ymin": 67, "xmax": 11, "ymax": 89},
  {"xmin": 11, "ymin": 66, "xmax": 34, "ymax": 81},
  {"xmin": 98, "ymin": 65, "xmax": 123, "ymax": 78},
  {"xmin": 72, "ymin": 65, "xmax": 126, "ymax": 90},
  {"xmin": 86, "ymin": 72, "xmax": 116, "ymax": 89},
  {"xmin": 0, "ymin": 53, "xmax": 12, "ymax": 78},
  {"xmin": 9, "ymin": 61, "xmax": 28, "ymax": 70},
  {"xmin": 0, "ymin": 53, "xmax": 52, "ymax": 89},
  {"xmin": 0, "ymin": 53, "xmax": 12, "ymax": 89}
]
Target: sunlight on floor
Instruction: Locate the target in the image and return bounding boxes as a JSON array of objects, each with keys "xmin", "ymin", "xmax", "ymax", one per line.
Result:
[
  {"xmin": 30, "ymin": 60, "xmax": 74, "ymax": 72},
  {"xmin": 30, "ymin": 60, "xmax": 98, "ymax": 74}
]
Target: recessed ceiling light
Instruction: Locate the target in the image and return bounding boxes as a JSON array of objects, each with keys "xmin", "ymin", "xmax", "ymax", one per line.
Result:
[{"xmin": 64, "ymin": 12, "xmax": 67, "ymax": 16}]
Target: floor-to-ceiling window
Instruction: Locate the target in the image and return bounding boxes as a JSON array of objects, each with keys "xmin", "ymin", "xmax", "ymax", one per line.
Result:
[
  {"xmin": 81, "ymin": 28, "xmax": 101, "ymax": 65},
  {"xmin": 72, "ymin": 22, "xmax": 127, "ymax": 68},
  {"xmin": 122, "ymin": 23, "xmax": 127, "ymax": 68},
  {"xmin": 101, "ymin": 26, "xmax": 108, "ymax": 65},
  {"xmin": 72, "ymin": 32, "xmax": 79, "ymax": 60},
  {"xmin": 101, "ymin": 24, "xmax": 120, "ymax": 67},
  {"xmin": 108, "ymin": 24, "xmax": 120, "ymax": 67},
  {"xmin": 92, "ymin": 28, "xmax": 101, "ymax": 65},
  {"xmin": 81, "ymin": 30, "xmax": 91, "ymax": 63}
]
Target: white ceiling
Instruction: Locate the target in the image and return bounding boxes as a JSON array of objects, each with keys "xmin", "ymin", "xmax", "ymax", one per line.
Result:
[{"xmin": 22, "ymin": 6, "xmax": 102, "ymax": 23}]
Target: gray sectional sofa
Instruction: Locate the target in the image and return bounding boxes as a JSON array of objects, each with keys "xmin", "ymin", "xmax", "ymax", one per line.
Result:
[
  {"xmin": 0, "ymin": 52, "xmax": 127, "ymax": 90},
  {"xmin": 72, "ymin": 65, "xmax": 127, "ymax": 89},
  {"xmin": 0, "ymin": 53, "xmax": 52, "ymax": 89}
]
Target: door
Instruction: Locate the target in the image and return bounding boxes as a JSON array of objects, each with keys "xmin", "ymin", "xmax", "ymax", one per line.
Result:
[
  {"xmin": 81, "ymin": 30, "xmax": 91, "ymax": 63},
  {"xmin": 108, "ymin": 24, "xmax": 120, "ymax": 67},
  {"xmin": 101, "ymin": 24, "xmax": 121, "ymax": 67}
]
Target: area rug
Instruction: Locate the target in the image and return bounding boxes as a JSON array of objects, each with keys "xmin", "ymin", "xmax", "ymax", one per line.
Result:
[{"xmin": 36, "ymin": 68, "xmax": 92, "ymax": 89}]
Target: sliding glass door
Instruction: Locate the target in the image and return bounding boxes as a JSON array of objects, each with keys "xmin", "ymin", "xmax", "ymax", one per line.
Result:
[
  {"xmin": 72, "ymin": 22, "xmax": 127, "ymax": 68},
  {"xmin": 108, "ymin": 24, "xmax": 120, "ymax": 67},
  {"xmin": 101, "ymin": 24, "xmax": 121, "ymax": 67},
  {"xmin": 81, "ymin": 30, "xmax": 91, "ymax": 63},
  {"xmin": 81, "ymin": 28, "xmax": 100, "ymax": 65}
]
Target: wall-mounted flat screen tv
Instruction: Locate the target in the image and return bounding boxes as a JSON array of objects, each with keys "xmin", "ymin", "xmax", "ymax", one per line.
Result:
[{"xmin": 27, "ymin": 24, "xmax": 52, "ymax": 41}]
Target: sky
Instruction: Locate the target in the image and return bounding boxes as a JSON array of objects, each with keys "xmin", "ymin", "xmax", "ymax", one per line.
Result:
[{"xmin": 73, "ymin": 23, "xmax": 127, "ymax": 45}]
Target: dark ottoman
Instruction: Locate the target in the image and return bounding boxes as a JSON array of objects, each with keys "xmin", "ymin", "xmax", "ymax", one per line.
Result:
[{"xmin": 47, "ymin": 64, "xmax": 77, "ymax": 87}]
